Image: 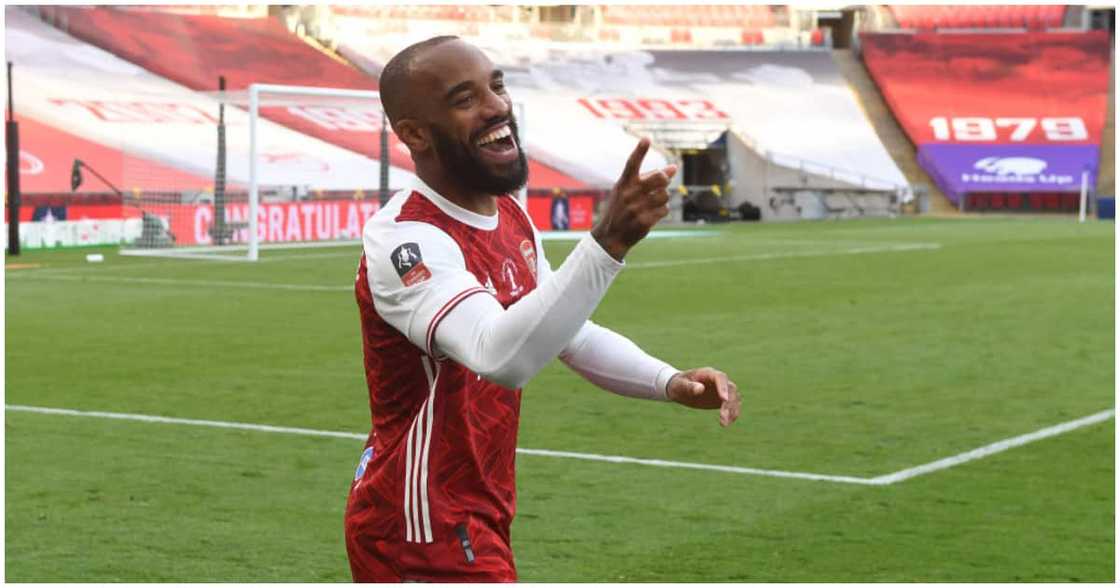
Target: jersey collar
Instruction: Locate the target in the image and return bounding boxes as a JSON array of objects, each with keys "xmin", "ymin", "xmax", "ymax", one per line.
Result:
[{"xmin": 409, "ymin": 177, "xmax": 500, "ymax": 232}]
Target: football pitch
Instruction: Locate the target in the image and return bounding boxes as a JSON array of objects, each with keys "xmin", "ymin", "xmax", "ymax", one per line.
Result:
[{"xmin": 5, "ymin": 216, "xmax": 1114, "ymax": 582}]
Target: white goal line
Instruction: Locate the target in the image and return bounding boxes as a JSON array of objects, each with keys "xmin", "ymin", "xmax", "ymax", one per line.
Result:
[{"xmin": 6, "ymin": 404, "xmax": 1112, "ymax": 486}]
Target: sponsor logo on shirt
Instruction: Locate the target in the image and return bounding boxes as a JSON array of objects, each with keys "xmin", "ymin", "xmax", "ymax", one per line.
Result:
[{"xmin": 391, "ymin": 242, "xmax": 432, "ymax": 287}]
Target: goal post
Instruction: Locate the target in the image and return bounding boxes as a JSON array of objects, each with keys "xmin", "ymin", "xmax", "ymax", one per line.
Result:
[
  {"xmin": 120, "ymin": 83, "xmax": 390, "ymax": 262},
  {"xmin": 118, "ymin": 83, "xmax": 527, "ymax": 261},
  {"xmin": 246, "ymin": 84, "xmax": 387, "ymax": 261}
]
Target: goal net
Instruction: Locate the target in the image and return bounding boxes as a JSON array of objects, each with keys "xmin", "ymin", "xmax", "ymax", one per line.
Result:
[{"xmin": 120, "ymin": 84, "xmax": 396, "ymax": 261}]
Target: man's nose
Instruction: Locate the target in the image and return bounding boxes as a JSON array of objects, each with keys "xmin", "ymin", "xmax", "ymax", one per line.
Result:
[{"xmin": 479, "ymin": 87, "xmax": 510, "ymax": 120}]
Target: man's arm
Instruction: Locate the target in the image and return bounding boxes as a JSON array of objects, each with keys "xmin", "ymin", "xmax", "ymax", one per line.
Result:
[
  {"xmin": 431, "ymin": 138, "xmax": 676, "ymax": 389},
  {"xmin": 559, "ymin": 321, "xmax": 743, "ymax": 427},
  {"xmin": 558, "ymin": 321, "xmax": 677, "ymax": 401}
]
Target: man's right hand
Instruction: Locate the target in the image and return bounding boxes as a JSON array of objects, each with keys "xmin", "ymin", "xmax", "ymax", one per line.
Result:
[{"xmin": 591, "ymin": 137, "xmax": 678, "ymax": 261}]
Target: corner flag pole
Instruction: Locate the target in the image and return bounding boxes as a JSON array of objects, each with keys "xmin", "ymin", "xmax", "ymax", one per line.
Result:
[
  {"xmin": 6, "ymin": 61, "xmax": 21, "ymax": 255},
  {"xmin": 1078, "ymin": 169, "xmax": 1089, "ymax": 223}
]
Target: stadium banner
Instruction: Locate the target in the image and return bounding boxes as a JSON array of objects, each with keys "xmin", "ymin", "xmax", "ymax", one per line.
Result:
[
  {"xmin": 5, "ymin": 8, "xmax": 417, "ymax": 193},
  {"xmin": 918, "ymin": 144, "xmax": 1099, "ymax": 200},
  {"xmin": 145, "ymin": 198, "xmax": 381, "ymax": 247},
  {"xmin": 525, "ymin": 195, "xmax": 594, "ymax": 231},
  {"xmin": 862, "ymin": 31, "xmax": 1109, "ymax": 205},
  {"xmin": 4, "ymin": 218, "xmax": 130, "ymax": 249},
  {"xmin": 35, "ymin": 6, "xmax": 586, "ymax": 191},
  {"xmin": 3, "ymin": 196, "xmax": 126, "ymax": 249},
  {"xmin": 861, "ymin": 32, "xmax": 1110, "ymax": 147},
  {"xmin": 4, "ymin": 197, "xmax": 381, "ymax": 250}
]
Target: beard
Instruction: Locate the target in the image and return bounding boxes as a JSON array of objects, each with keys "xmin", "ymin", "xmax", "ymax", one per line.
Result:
[{"xmin": 429, "ymin": 116, "xmax": 529, "ymax": 195}]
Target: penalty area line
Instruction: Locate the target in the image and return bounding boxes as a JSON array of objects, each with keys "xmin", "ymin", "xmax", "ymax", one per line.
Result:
[
  {"xmin": 868, "ymin": 408, "xmax": 1115, "ymax": 485},
  {"xmin": 4, "ymin": 404, "xmax": 870, "ymax": 485},
  {"xmin": 8, "ymin": 404, "xmax": 1110, "ymax": 486}
]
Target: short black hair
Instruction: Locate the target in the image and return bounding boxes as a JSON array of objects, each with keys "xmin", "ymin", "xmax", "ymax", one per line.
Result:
[{"xmin": 379, "ymin": 35, "xmax": 460, "ymax": 125}]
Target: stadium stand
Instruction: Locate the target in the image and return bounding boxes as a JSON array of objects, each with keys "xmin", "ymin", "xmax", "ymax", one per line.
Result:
[
  {"xmin": 888, "ymin": 5, "xmax": 1067, "ymax": 31},
  {"xmin": 599, "ymin": 5, "xmax": 780, "ymax": 28},
  {"xmin": 33, "ymin": 5, "xmax": 586, "ymax": 191},
  {"xmin": 324, "ymin": 4, "xmax": 811, "ymax": 50},
  {"xmin": 12, "ymin": 114, "xmax": 213, "ymax": 194},
  {"xmin": 6, "ymin": 7, "xmax": 415, "ymax": 193},
  {"xmin": 337, "ymin": 33, "xmax": 908, "ymax": 221},
  {"xmin": 830, "ymin": 50, "xmax": 953, "ymax": 214},
  {"xmin": 862, "ymin": 30, "xmax": 1111, "ymax": 210},
  {"xmin": 1098, "ymin": 56, "xmax": 1115, "ymax": 197}
]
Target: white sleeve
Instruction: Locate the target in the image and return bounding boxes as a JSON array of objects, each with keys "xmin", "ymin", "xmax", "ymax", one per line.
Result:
[
  {"xmin": 529, "ymin": 230, "xmax": 678, "ymax": 400},
  {"xmin": 432, "ymin": 233, "xmax": 624, "ymax": 389},
  {"xmin": 559, "ymin": 321, "xmax": 679, "ymax": 401},
  {"xmin": 364, "ymin": 221, "xmax": 490, "ymax": 355}
]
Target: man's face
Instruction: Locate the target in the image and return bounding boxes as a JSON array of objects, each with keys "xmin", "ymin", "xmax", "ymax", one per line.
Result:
[{"xmin": 413, "ymin": 41, "xmax": 528, "ymax": 194}]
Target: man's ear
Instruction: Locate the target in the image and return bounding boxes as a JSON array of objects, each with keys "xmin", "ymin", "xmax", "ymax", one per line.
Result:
[{"xmin": 393, "ymin": 119, "xmax": 430, "ymax": 154}]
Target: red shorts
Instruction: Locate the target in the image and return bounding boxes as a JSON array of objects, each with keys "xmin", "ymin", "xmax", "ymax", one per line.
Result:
[{"xmin": 345, "ymin": 516, "xmax": 517, "ymax": 582}]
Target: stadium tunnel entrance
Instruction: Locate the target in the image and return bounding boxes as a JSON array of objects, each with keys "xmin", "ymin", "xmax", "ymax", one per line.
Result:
[{"xmin": 626, "ymin": 121, "xmax": 737, "ymax": 223}]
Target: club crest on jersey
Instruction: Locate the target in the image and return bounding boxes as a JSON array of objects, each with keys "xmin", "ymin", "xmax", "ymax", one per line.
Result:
[
  {"xmin": 519, "ymin": 239, "xmax": 537, "ymax": 279},
  {"xmin": 391, "ymin": 242, "xmax": 431, "ymax": 287}
]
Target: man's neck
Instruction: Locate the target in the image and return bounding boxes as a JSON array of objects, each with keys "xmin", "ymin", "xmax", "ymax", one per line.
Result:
[{"xmin": 418, "ymin": 172, "xmax": 498, "ymax": 217}]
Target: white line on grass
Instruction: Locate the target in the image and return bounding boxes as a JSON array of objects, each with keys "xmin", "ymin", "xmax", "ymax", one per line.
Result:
[
  {"xmin": 514, "ymin": 448, "xmax": 876, "ymax": 485},
  {"xmin": 6, "ymin": 404, "xmax": 1112, "ymax": 486},
  {"xmin": 11, "ymin": 242, "xmax": 942, "ymax": 292},
  {"xmin": 5, "ymin": 404, "xmax": 366, "ymax": 440},
  {"xmin": 11, "ymin": 274, "xmax": 352, "ymax": 292},
  {"xmin": 4, "ymin": 404, "xmax": 865, "ymax": 484},
  {"xmin": 866, "ymin": 408, "xmax": 1116, "ymax": 485},
  {"xmin": 5, "ymin": 249, "xmax": 363, "ymax": 277},
  {"xmin": 627, "ymin": 242, "xmax": 941, "ymax": 269}
]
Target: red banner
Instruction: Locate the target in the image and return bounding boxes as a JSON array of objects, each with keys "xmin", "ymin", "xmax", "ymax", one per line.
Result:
[
  {"xmin": 861, "ymin": 32, "xmax": 1110, "ymax": 146},
  {"xmin": 526, "ymin": 195, "xmax": 594, "ymax": 231},
  {"xmin": 137, "ymin": 199, "xmax": 382, "ymax": 246}
]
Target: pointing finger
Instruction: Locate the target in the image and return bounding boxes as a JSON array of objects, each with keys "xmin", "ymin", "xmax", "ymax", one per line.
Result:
[{"xmin": 620, "ymin": 137, "xmax": 651, "ymax": 184}]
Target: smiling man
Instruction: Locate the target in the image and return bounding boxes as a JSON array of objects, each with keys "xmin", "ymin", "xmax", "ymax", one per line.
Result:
[{"xmin": 345, "ymin": 36, "xmax": 742, "ymax": 582}]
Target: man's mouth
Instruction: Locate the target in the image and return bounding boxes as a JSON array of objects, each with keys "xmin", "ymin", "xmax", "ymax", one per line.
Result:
[{"xmin": 475, "ymin": 123, "xmax": 518, "ymax": 163}]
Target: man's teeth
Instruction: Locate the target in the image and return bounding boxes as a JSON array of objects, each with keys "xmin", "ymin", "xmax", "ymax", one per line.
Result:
[{"xmin": 477, "ymin": 125, "xmax": 512, "ymax": 146}]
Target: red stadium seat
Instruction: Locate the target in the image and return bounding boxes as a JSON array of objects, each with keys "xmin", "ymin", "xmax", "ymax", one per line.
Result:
[{"xmin": 887, "ymin": 4, "xmax": 1066, "ymax": 30}]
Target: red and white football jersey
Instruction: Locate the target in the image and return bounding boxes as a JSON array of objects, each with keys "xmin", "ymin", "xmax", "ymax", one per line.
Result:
[{"xmin": 345, "ymin": 179, "xmax": 547, "ymax": 581}]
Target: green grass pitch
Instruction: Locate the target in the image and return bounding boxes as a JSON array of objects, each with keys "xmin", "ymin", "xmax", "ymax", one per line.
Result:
[{"xmin": 5, "ymin": 217, "xmax": 1114, "ymax": 581}]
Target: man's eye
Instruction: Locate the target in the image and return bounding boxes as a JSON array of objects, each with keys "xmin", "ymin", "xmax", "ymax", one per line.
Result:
[
  {"xmin": 492, "ymin": 81, "xmax": 506, "ymax": 92},
  {"xmin": 455, "ymin": 95, "xmax": 473, "ymax": 107}
]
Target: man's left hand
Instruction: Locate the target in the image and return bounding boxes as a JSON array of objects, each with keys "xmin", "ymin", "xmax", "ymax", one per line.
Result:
[{"xmin": 666, "ymin": 367, "xmax": 742, "ymax": 427}]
